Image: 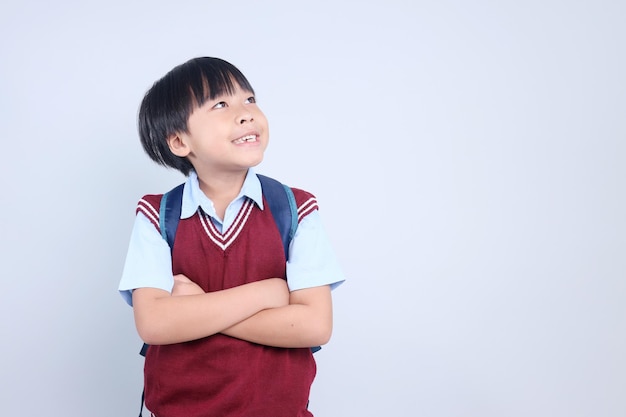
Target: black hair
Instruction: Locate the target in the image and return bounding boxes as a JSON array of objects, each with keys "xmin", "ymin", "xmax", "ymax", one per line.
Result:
[{"xmin": 138, "ymin": 57, "xmax": 254, "ymax": 175}]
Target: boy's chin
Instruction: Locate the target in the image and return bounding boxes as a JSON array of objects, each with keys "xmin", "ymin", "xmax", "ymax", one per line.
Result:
[{"xmin": 245, "ymin": 155, "xmax": 265, "ymax": 168}]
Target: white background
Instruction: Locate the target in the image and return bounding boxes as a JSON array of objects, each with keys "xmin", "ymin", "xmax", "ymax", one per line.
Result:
[{"xmin": 1, "ymin": 1, "xmax": 624, "ymax": 416}]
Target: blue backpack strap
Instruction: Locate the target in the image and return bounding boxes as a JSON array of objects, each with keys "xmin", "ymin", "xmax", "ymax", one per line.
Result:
[
  {"xmin": 257, "ymin": 174, "xmax": 297, "ymax": 261},
  {"xmin": 159, "ymin": 183, "xmax": 185, "ymax": 252}
]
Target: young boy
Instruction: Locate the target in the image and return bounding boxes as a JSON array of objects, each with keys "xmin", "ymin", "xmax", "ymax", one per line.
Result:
[{"xmin": 119, "ymin": 57, "xmax": 344, "ymax": 417}]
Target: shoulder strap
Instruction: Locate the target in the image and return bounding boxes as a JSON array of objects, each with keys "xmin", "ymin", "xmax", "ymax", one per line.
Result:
[
  {"xmin": 256, "ymin": 174, "xmax": 298, "ymax": 261},
  {"xmin": 159, "ymin": 183, "xmax": 185, "ymax": 253}
]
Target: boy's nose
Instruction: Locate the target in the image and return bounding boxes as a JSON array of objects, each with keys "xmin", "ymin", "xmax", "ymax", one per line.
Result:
[{"xmin": 238, "ymin": 112, "xmax": 254, "ymax": 124}]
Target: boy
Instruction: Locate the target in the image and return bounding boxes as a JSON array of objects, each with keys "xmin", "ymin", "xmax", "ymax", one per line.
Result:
[{"xmin": 119, "ymin": 57, "xmax": 344, "ymax": 417}]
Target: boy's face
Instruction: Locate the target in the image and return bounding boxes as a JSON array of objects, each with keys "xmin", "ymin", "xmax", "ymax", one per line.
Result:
[{"xmin": 170, "ymin": 83, "xmax": 269, "ymax": 177}]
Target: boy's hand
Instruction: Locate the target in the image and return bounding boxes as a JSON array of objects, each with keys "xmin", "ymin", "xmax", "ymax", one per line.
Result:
[{"xmin": 172, "ymin": 274, "xmax": 205, "ymax": 296}]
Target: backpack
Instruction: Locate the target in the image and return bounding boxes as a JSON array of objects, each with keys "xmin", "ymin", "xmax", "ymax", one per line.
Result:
[{"xmin": 137, "ymin": 174, "xmax": 319, "ymax": 416}]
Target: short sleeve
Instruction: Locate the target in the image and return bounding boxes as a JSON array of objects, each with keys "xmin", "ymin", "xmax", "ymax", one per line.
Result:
[
  {"xmin": 118, "ymin": 211, "xmax": 174, "ymax": 306},
  {"xmin": 286, "ymin": 209, "xmax": 345, "ymax": 292}
]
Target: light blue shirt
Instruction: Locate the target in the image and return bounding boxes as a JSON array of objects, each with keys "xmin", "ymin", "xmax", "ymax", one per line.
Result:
[{"xmin": 119, "ymin": 169, "xmax": 344, "ymax": 305}]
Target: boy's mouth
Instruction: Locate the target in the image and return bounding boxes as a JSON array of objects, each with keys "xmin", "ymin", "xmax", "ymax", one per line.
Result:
[{"xmin": 232, "ymin": 134, "xmax": 258, "ymax": 145}]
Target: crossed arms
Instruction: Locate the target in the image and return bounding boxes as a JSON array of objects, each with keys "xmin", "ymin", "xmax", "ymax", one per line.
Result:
[{"xmin": 132, "ymin": 276, "xmax": 333, "ymax": 348}]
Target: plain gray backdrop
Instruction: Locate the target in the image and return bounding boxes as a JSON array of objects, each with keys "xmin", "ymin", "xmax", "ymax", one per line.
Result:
[{"xmin": 1, "ymin": 1, "xmax": 624, "ymax": 416}]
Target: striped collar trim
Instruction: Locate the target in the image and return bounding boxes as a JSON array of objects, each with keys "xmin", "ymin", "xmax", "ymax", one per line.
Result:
[{"xmin": 198, "ymin": 198, "xmax": 255, "ymax": 250}]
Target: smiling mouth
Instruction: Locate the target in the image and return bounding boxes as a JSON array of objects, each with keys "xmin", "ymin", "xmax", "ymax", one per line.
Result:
[{"xmin": 232, "ymin": 134, "xmax": 258, "ymax": 144}]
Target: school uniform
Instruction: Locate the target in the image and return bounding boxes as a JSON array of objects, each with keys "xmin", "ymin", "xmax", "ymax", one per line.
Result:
[{"xmin": 120, "ymin": 169, "xmax": 344, "ymax": 416}]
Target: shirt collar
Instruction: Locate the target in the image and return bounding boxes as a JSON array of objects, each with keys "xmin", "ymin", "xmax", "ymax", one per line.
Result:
[{"xmin": 180, "ymin": 169, "xmax": 264, "ymax": 219}]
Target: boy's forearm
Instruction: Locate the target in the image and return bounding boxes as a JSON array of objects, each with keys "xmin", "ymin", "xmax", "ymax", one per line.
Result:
[
  {"xmin": 222, "ymin": 285, "xmax": 333, "ymax": 348},
  {"xmin": 133, "ymin": 278, "xmax": 288, "ymax": 345}
]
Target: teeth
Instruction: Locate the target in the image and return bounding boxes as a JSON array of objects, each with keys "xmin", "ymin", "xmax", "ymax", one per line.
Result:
[{"xmin": 233, "ymin": 135, "xmax": 257, "ymax": 144}]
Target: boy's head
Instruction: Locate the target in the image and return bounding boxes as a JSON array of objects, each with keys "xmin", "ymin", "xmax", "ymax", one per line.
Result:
[{"xmin": 138, "ymin": 57, "xmax": 255, "ymax": 175}]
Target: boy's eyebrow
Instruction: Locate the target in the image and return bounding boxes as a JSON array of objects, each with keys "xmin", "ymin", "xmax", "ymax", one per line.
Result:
[{"xmin": 205, "ymin": 89, "xmax": 255, "ymax": 101}]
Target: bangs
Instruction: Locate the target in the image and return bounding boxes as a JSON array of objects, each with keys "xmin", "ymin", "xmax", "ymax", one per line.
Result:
[{"xmin": 184, "ymin": 58, "xmax": 255, "ymax": 108}]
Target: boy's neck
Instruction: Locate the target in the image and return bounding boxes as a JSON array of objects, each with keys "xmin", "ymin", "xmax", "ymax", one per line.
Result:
[{"xmin": 196, "ymin": 169, "xmax": 248, "ymax": 217}]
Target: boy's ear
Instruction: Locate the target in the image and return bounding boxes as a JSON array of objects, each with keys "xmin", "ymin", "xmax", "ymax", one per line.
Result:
[{"xmin": 167, "ymin": 133, "xmax": 191, "ymax": 157}]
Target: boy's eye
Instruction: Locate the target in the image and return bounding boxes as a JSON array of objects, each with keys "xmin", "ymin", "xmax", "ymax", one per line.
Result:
[
  {"xmin": 213, "ymin": 101, "xmax": 227, "ymax": 109},
  {"xmin": 245, "ymin": 96, "xmax": 256, "ymax": 104}
]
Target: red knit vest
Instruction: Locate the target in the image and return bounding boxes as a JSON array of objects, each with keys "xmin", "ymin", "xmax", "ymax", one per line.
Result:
[{"xmin": 137, "ymin": 187, "xmax": 319, "ymax": 417}]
